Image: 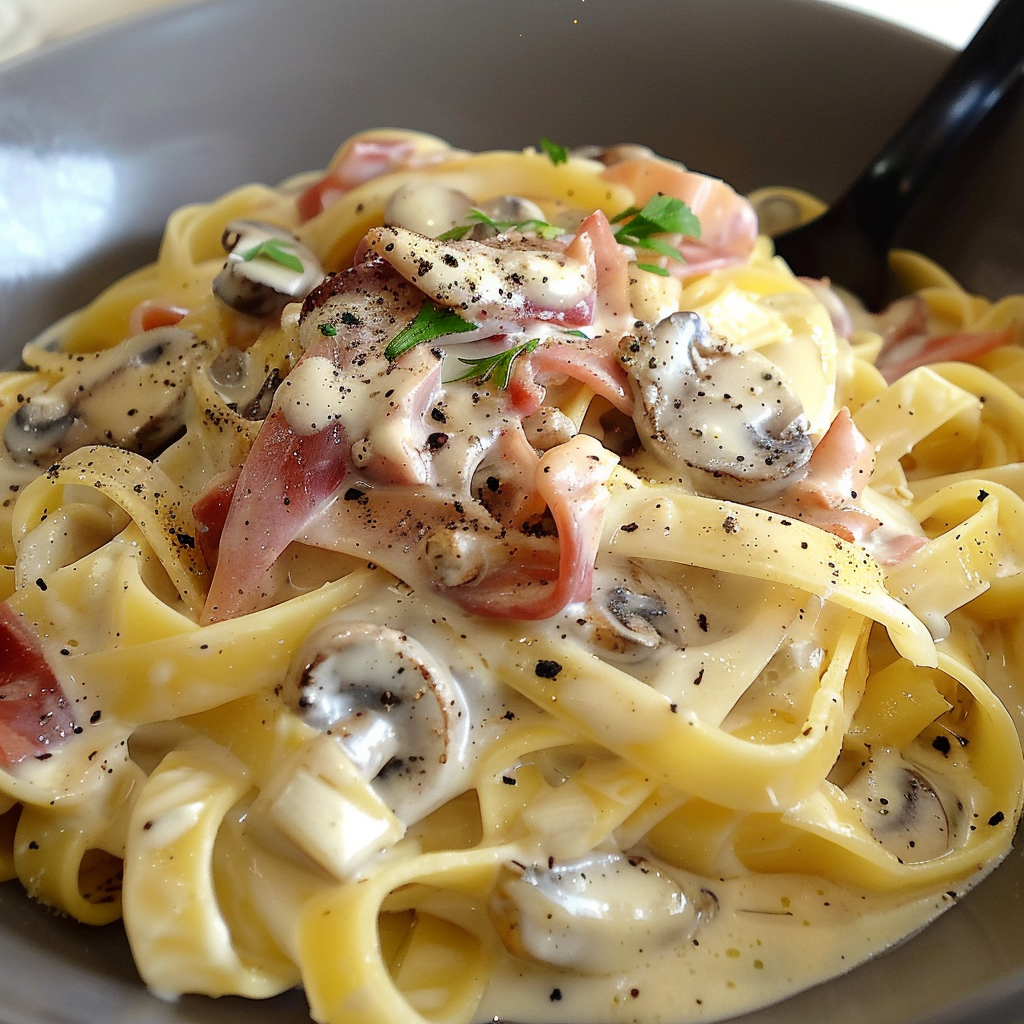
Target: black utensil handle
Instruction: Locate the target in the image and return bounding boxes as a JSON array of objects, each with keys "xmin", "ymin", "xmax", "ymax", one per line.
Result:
[{"xmin": 846, "ymin": 0, "xmax": 1024, "ymax": 249}]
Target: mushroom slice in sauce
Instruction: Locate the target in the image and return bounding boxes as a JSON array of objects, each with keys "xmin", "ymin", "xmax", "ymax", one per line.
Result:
[
  {"xmin": 843, "ymin": 750, "xmax": 955, "ymax": 863},
  {"xmin": 212, "ymin": 219, "xmax": 324, "ymax": 318},
  {"xmin": 363, "ymin": 224, "xmax": 595, "ymax": 330},
  {"xmin": 570, "ymin": 144, "xmax": 655, "ymax": 166},
  {"xmin": 560, "ymin": 558, "xmax": 691, "ymax": 661},
  {"xmin": 286, "ymin": 618, "xmax": 469, "ymax": 824},
  {"xmin": 620, "ymin": 310, "xmax": 813, "ymax": 498},
  {"xmin": 384, "ymin": 183, "xmax": 474, "ymax": 238},
  {"xmin": 4, "ymin": 327, "xmax": 203, "ymax": 465},
  {"xmin": 489, "ymin": 851, "xmax": 708, "ymax": 974}
]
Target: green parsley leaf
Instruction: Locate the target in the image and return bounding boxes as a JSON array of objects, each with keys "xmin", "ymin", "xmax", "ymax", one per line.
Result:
[
  {"xmin": 612, "ymin": 194, "xmax": 701, "ymax": 269},
  {"xmin": 449, "ymin": 338, "xmax": 540, "ymax": 390},
  {"xmin": 516, "ymin": 219, "xmax": 564, "ymax": 240},
  {"xmin": 384, "ymin": 302, "xmax": 477, "ymax": 360},
  {"xmin": 618, "ymin": 193, "xmax": 702, "ymax": 240},
  {"xmin": 239, "ymin": 237, "xmax": 305, "ymax": 274},
  {"xmin": 609, "ymin": 205, "xmax": 641, "ymax": 225},
  {"xmin": 436, "ymin": 223, "xmax": 473, "ymax": 241},
  {"xmin": 318, "ymin": 323, "xmax": 338, "ymax": 336},
  {"xmin": 539, "ymin": 137, "xmax": 568, "ymax": 165},
  {"xmin": 636, "ymin": 263, "xmax": 670, "ymax": 277},
  {"xmin": 632, "ymin": 236, "xmax": 687, "ymax": 262},
  {"xmin": 437, "ymin": 208, "xmax": 563, "ymax": 242}
]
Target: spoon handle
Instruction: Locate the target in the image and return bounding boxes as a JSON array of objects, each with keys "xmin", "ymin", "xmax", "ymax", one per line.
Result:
[{"xmin": 847, "ymin": 0, "xmax": 1024, "ymax": 251}]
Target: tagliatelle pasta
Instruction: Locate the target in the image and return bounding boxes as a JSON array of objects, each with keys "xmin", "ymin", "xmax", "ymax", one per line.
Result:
[{"xmin": 0, "ymin": 130, "xmax": 1023, "ymax": 1024}]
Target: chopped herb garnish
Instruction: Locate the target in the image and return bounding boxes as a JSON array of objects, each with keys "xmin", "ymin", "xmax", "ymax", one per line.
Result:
[
  {"xmin": 612, "ymin": 194, "xmax": 701, "ymax": 272},
  {"xmin": 449, "ymin": 338, "xmax": 539, "ymax": 390},
  {"xmin": 239, "ymin": 237, "xmax": 305, "ymax": 273},
  {"xmin": 562, "ymin": 329, "xmax": 590, "ymax": 338},
  {"xmin": 437, "ymin": 209, "xmax": 562, "ymax": 242},
  {"xmin": 517, "ymin": 218, "xmax": 564, "ymax": 240},
  {"xmin": 436, "ymin": 223, "xmax": 473, "ymax": 241},
  {"xmin": 636, "ymin": 263, "xmax": 670, "ymax": 277},
  {"xmin": 539, "ymin": 137, "xmax": 568, "ymax": 165},
  {"xmin": 318, "ymin": 323, "xmax": 338, "ymax": 336},
  {"xmin": 384, "ymin": 302, "xmax": 476, "ymax": 360}
]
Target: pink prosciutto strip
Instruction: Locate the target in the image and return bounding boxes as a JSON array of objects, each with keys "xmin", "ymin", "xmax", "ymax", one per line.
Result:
[
  {"xmin": 877, "ymin": 328, "xmax": 1012, "ymax": 384},
  {"xmin": 601, "ymin": 156, "xmax": 758, "ymax": 275},
  {"xmin": 201, "ymin": 260, "xmax": 423, "ymax": 622},
  {"xmin": 297, "ymin": 135, "xmax": 421, "ymax": 222},
  {"xmin": 449, "ymin": 435, "xmax": 618, "ymax": 619},
  {"xmin": 201, "ymin": 408, "xmax": 348, "ymax": 622},
  {"xmin": 565, "ymin": 210, "xmax": 632, "ymax": 334},
  {"xmin": 0, "ymin": 604, "xmax": 77, "ymax": 766},
  {"xmin": 767, "ymin": 408, "xmax": 925, "ymax": 563}
]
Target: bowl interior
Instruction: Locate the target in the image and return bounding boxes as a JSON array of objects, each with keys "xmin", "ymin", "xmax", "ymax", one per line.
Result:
[{"xmin": 0, "ymin": 2, "xmax": 1023, "ymax": 1023}]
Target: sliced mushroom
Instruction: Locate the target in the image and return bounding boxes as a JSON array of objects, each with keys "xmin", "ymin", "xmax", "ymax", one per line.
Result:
[
  {"xmin": 285, "ymin": 618, "xmax": 469, "ymax": 824},
  {"xmin": 212, "ymin": 219, "xmax": 324, "ymax": 317},
  {"xmin": 363, "ymin": 224, "xmax": 594, "ymax": 331},
  {"xmin": 570, "ymin": 143, "xmax": 655, "ymax": 166},
  {"xmin": 520, "ymin": 406, "xmax": 577, "ymax": 452},
  {"xmin": 620, "ymin": 310, "xmax": 813, "ymax": 498},
  {"xmin": 206, "ymin": 347, "xmax": 283, "ymax": 421},
  {"xmin": 470, "ymin": 195, "xmax": 549, "ymax": 236},
  {"xmin": 384, "ymin": 182, "xmax": 474, "ymax": 237},
  {"xmin": 561, "ymin": 558, "xmax": 691, "ymax": 660},
  {"xmin": 843, "ymin": 750, "xmax": 954, "ymax": 863},
  {"xmin": 4, "ymin": 327, "xmax": 203, "ymax": 465},
  {"xmin": 489, "ymin": 851, "xmax": 711, "ymax": 974}
]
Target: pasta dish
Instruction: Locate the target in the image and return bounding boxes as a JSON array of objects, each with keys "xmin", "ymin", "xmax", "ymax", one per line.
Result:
[{"xmin": 0, "ymin": 130, "xmax": 1022, "ymax": 1024}]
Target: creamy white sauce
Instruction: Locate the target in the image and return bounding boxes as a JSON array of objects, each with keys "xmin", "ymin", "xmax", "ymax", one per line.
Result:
[{"xmin": 291, "ymin": 572, "xmax": 993, "ymax": 1024}]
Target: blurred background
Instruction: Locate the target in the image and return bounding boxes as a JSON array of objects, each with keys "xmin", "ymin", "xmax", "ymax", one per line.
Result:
[{"xmin": 0, "ymin": 0, "xmax": 1002, "ymax": 60}]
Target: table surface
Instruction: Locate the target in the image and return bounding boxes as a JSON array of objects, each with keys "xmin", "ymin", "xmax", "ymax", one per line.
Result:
[{"xmin": 0, "ymin": 0, "xmax": 1001, "ymax": 61}]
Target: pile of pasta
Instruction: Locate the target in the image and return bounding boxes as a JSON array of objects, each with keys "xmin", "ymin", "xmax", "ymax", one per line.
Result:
[{"xmin": 0, "ymin": 130, "xmax": 1022, "ymax": 1024}]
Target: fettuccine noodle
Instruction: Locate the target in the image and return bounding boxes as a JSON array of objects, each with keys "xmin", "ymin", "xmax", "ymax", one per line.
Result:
[{"xmin": 0, "ymin": 131, "xmax": 1022, "ymax": 1024}]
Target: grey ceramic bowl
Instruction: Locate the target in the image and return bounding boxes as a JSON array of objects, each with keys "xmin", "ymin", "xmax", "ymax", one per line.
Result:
[{"xmin": 0, "ymin": 1, "xmax": 1023, "ymax": 1023}]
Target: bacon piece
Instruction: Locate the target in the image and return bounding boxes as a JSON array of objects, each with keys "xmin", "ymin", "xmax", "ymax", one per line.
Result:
[
  {"xmin": 766, "ymin": 408, "xmax": 925, "ymax": 563},
  {"xmin": 505, "ymin": 332, "xmax": 631, "ymax": 423},
  {"xmin": 877, "ymin": 329, "xmax": 1013, "ymax": 384},
  {"xmin": 192, "ymin": 468, "xmax": 239, "ymax": 571},
  {"xmin": 301, "ymin": 432, "xmax": 617, "ymax": 621},
  {"xmin": 564, "ymin": 211, "xmax": 632, "ymax": 333},
  {"xmin": 202, "ymin": 260, "xmax": 425, "ymax": 622},
  {"xmin": 297, "ymin": 136, "xmax": 421, "ymax": 222},
  {"xmin": 128, "ymin": 300, "xmax": 188, "ymax": 335},
  {"xmin": 771, "ymin": 408, "xmax": 883, "ymax": 544},
  {"xmin": 202, "ymin": 409, "xmax": 348, "ymax": 622},
  {"xmin": 0, "ymin": 605, "xmax": 77, "ymax": 766},
  {"xmin": 443, "ymin": 435, "xmax": 618, "ymax": 619}
]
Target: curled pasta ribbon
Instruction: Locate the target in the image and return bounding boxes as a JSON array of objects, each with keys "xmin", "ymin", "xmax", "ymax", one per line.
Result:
[
  {"xmin": 853, "ymin": 367, "xmax": 981, "ymax": 494},
  {"xmin": 730, "ymin": 630, "xmax": 1022, "ymax": 891},
  {"xmin": 493, "ymin": 614, "xmax": 864, "ymax": 814},
  {"xmin": 299, "ymin": 148, "xmax": 633, "ymax": 270},
  {"xmin": 475, "ymin": 721, "xmax": 659, "ymax": 860},
  {"xmin": 13, "ymin": 446, "xmax": 208, "ymax": 616},
  {"xmin": 12, "ymin": 760, "xmax": 143, "ymax": 925},
  {"xmin": 889, "ymin": 481, "xmax": 1024, "ymax": 627},
  {"xmin": 604, "ymin": 478, "xmax": 935, "ymax": 668},
  {"xmin": 122, "ymin": 737, "xmax": 296, "ymax": 999},
  {"xmin": 67, "ymin": 570, "xmax": 371, "ymax": 727},
  {"xmin": 299, "ymin": 845, "xmax": 513, "ymax": 1024}
]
